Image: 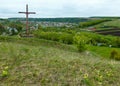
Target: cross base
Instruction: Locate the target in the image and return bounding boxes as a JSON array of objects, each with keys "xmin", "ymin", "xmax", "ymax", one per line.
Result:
[{"xmin": 19, "ymin": 33, "xmax": 34, "ymax": 38}]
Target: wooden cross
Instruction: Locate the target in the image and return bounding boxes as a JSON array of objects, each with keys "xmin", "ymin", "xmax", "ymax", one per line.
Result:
[{"xmin": 18, "ymin": 4, "xmax": 36, "ymax": 36}]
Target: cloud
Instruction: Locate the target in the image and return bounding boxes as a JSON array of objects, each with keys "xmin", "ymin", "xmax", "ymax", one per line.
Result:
[{"xmin": 0, "ymin": 0, "xmax": 120, "ymax": 18}]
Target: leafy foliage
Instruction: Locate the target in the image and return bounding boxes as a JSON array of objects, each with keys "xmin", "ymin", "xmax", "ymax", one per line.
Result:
[
  {"xmin": 0, "ymin": 23, "xmax": 5, "ymax": 34},
  {"xmin": 9, "ymin": 21, "xmax": 23, "ymax": 32},
  {"xmin": 33, "ymin": 29, "xmax": 74, "ymax": 44},
  {"xmin": 73, "ymin": 33, "xmax": 88, "ymax": 52},
  {"xmin": 75, "ymin": 32, "xmax": 120, "ymax": 48},
  {"xmin": 59, "ymin": 33, "xmax": 73, "ymax": 44},
  {"xmin": 110, "ymin": 50, "xmax": 120, "ymax": 61},
  {"xmin": 33, "ymin": 27, "xmax": 120, "ymax": 52}
]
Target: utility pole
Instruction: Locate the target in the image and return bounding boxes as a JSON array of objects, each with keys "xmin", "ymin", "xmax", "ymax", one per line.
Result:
[{"xmin": 19, "ymin": 4, "xmax": 36, "ymax": 36}]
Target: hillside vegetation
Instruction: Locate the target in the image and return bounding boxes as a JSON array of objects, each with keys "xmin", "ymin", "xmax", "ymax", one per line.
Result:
[
  {"xmin": 94, "ymin": 19, "xmax": 120, "ymax": 29},
  {"xmin": 79, "ymin": 19, "xmax": 111, "ymax": 28},
  {"xmin": 0, "ymin": 37, "xmax": 120, "ymax": 86},
  {"xmin": 0, "ymin": 17, "xmax": 120, "ymax": 86}
]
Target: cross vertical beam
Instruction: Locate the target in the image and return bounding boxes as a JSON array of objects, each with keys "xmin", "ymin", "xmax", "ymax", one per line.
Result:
[
  {"xmin": 19, "ymin": 4, "xmax": 36, "ymax": 36},
  {"xmin": 26, "ymin": 4, "xmax": 28, "ymax": 36}
]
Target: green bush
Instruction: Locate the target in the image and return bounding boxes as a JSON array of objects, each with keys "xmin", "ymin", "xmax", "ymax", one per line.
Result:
[
  {"xmin": 110, "ymin": 50, "xmax": 120, "ymax": 61},
  {"xmin": 77, "ymin": 41, "xmax": 87, "ymax": 52},
  {"xmin": 59, "ymin": 33, "xmax": 73, "ymax": 44},
  {"xmin": 114, "ymin": 37, "xmax": 120, "ymax": 47},
  {"xmin": 73, "ymin": 33, "xmax": 88, "ymax": 52}
]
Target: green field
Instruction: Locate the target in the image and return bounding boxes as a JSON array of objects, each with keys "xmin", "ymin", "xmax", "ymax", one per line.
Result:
[
  {"xmin": 88, "ymin": 45, "xmax": 120, "ymax": 59},
  {"xmin": 0, "ymin": 37, "xmax": 120, "ymax": 86},
  {"xmin": 94, "ymin": 19, "xmax": 120, "ymax": 29}
]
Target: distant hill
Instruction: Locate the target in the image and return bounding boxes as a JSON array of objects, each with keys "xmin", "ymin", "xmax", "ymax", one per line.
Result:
[
  {"xmin": 90, "ymin": 16, "xmax": 120, "ymax": 19},
  {"xmin": 8, "ymin": 17, "xmax": 119, "ymax": 23},
  {"xmin": 8, "ymin": 17, "xmax": 90, "ymax": 23}
]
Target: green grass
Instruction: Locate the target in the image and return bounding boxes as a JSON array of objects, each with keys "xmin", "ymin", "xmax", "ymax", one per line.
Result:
[
  {"xmin": 0, "ymin": 37, "xmax": 120, "ymax": 86},
  {"xmin": 94, "ymin": 19, "xmax": 120, "ymax": 29},
  {"xmin": 88, "ymin": 45, "xmax": 120, "ymax": 59}
]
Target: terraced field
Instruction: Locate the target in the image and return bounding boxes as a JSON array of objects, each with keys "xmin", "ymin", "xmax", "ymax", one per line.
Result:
[
  {"xmin": 92, "ymin": 19, "xmax": 120, "ymax": 36},
  {"xmin": 94, "ymin": 28, "xmax": 120, "ymax": 36}
]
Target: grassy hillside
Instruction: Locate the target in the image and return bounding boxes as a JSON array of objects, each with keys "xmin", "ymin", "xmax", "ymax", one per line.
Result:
[
  {"xmin": 94, "ymin": 19, "xmax": 120, "ymax": 29},
  {"xmin": 88, "ymin": 45, "xmax": 120, "ymax": 59},
  {"xmin": 0, "ymin": 37, "xmax": 120, "ymax": 86}
]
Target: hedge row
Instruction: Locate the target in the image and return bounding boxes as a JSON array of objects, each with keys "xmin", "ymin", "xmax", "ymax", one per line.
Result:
[{"xmin": 33, "ymin": 31, "xmax": 73, "ymax": 44}]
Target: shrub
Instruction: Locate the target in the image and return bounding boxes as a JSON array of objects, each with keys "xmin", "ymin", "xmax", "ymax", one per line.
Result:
[
  {"xmin": 73, "ymin": 33, "xmax": 88, "ymax": 52},
  {"xmin": 114, "ymin": 37, "xmax": 120, "ymax": 47},
  {"xmin": 77, "ymin": 41, "xmax": 87, "ymax": 52},
  {"xmin": 110, "ymin": 50, "xmax": 120, "ymax": 61},
  {"xmin": 59, "ymin": 33, "xmax": 73, "ymax": 44}
]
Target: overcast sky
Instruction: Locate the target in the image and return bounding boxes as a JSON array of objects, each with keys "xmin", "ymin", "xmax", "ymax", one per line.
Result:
[{"xmin": 0, "ymin": 0, "xmax": 120, "ymax": 18}]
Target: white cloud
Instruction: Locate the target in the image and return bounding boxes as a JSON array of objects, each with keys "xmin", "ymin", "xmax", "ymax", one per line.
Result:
[{"xmin": 0, "ymin": 0, "xmax": 120, "ymax": 18}]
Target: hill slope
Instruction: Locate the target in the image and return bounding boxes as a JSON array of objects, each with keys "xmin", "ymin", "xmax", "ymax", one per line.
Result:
[
  {"xmin": 94, "ymin": 19, "xmax": 120, "ymax": 29},
  {"xmin": 0, "ymin": 38, "xmax": 120, "ymax": 86}
]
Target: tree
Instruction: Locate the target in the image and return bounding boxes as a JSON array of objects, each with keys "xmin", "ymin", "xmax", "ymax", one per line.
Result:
[
  {"xmin": 0, "ymin": 23, "xmax": 5, "ymax": 35},
  {"xmin": 9, "ymin": 21, "xmax": 23, "ymax": 33}
]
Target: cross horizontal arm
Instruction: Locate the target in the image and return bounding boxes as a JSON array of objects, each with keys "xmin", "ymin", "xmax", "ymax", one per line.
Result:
[
  {"xmin": 28, "ymin": 12, "xmax": 36, "ymax": 14},
  {"xmin": 18, "ymin": 12, "xmax": 27, "ymax": 14},
  {"xmin": 18, "ymin": 12, "xmax": 36, "ymax": 14}
]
